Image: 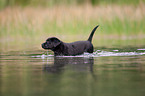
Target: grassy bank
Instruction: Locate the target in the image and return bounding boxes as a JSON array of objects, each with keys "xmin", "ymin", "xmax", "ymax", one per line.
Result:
[{"xmin": 0, "ymin": 4, "xmax": 145, "ymax": 51}]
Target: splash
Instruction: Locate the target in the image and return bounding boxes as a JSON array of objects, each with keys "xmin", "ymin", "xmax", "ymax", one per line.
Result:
[
  {"xmin": 59, "ymin": 51, "xmax": 144, "ymax": 58},
  {"xmin": 32, "ymin": 50, "xmax": 145, "ymax": 58},
  {"xmin": 137, "ymin": 49, "xmax": 145, "ymax": 51}
]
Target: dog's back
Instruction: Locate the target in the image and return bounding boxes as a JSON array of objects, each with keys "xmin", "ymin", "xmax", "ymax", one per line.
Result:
[{"xmin": 64, "ymin": 41, "xmax": 93, "ymax": 55}]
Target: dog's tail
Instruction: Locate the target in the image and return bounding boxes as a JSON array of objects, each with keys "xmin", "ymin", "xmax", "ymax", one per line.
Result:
[{"xmin": 87, "ymin": 25, "xmax": 99, "ymax": 42}]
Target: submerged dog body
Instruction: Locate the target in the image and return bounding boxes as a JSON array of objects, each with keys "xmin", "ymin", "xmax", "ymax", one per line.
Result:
[{"xmin": 42, "ymin": 25, "xmax": 99, "ymax": 56}]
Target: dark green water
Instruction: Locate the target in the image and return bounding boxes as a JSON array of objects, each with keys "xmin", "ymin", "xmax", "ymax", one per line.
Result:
[{"xmin": 0, "ymin": 47, "xmax": 145, "ymax": 96}]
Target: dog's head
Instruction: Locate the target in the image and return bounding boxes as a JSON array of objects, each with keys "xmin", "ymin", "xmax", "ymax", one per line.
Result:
[{"xmin": 42, "ymin": 37, "xmax": 61, "ymax": 50}]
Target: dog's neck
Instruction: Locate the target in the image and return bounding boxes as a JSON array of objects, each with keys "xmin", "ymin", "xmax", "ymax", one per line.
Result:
[{"xmin": 52, "ymin": 42, "xmax": 67, "ymax": 56}]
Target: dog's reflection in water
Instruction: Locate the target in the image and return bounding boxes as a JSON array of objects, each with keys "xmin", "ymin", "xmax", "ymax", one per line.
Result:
[{"xmin": 43, "ymin": 57, "xmax": 94, "ymax": 73}]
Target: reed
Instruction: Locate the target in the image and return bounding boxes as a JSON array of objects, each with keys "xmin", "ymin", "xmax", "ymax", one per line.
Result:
[{"xmin": 0, "ymin": 4, "xmax": 145, "ymax": 51}]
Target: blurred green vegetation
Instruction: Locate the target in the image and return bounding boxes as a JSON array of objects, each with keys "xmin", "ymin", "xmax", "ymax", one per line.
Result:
[
  {"xmin": 0, "ymin": 0, "xmax": 145, "ymax": 51},
  {"xmin": 0, "ymin": 0, "xmax": 145, "ymax": 9}
]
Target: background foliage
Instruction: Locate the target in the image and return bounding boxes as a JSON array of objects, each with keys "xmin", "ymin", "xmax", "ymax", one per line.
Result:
[
  {"xmin": 0, "ymin": 0, "xmax": 145, "ymax": 8},
  {"xmin": 0, "ymin": 0, "xmax": 145, "ymax": 51}
]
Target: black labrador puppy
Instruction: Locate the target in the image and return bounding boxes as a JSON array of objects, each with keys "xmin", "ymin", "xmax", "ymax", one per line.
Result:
[{"xmin": 42, "ymin": 25, "xmax": 99, "ymax": 56}]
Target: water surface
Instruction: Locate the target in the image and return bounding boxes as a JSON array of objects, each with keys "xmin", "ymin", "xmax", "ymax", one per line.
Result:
[{"xmin": 0, "ymin": 47, "xmax": 145, "ymax": 96}]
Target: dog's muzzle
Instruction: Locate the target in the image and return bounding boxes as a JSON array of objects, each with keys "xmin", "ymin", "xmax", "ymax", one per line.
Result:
[{"xmin": 41, "ymin": 43, "xmax": 47, "ymax": 49}]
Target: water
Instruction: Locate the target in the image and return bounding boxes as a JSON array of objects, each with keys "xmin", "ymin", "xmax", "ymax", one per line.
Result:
[{"xmin": 0, "ymin": 47, "xmax": 145, "ymax": 96}]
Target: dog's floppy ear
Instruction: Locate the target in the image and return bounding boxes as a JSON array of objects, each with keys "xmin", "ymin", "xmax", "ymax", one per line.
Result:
[{"xmin": 53, "ymin": 38, "xmax": 61, "ymax": 47}]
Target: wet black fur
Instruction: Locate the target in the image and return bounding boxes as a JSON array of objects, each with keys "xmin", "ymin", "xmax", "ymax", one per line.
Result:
[{"xmin": 42, "ymin": 25, "xmax": 99, "ymax": 56}]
